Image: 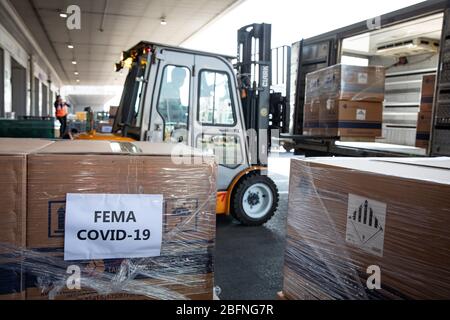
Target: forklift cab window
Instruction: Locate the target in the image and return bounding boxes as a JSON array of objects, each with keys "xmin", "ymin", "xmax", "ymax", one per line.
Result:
[
  {"xmin": 157, "ymin": 65, "xmax": 190, "ymax": 143},
  {"xmin": 198, "ymin": 71, "xmax": 235, "ymax": 126}
]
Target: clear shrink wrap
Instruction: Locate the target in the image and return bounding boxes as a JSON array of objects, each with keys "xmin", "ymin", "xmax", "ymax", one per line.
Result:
[
  {"xmin": 283, "ymin": 157, "xmax": 450, "ymax": 300},
  {"xmin": 0, "ymin": 139, "xmax": 55, "ymax": 299},
  {"xmin": 303, "ymin": 64, "xmax": 385, "ymax": 138},
  {"xmin": 0, "ymin": 140, "xmax": 217, "ymax": 300},
  {"xmin": 305, "ymin": 64, "xmax": 386, "ymax": 103}
]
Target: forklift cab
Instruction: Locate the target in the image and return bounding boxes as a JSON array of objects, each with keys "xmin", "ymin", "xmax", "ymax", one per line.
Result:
[{"xmin": 87, "ymin": 41, "xmax": 279, "ymax": 226}]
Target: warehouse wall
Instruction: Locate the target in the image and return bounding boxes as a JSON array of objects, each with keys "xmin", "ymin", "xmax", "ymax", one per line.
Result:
[{"xmin": 0, "ymin": 13, "xmax": 61, "ymax": 118}]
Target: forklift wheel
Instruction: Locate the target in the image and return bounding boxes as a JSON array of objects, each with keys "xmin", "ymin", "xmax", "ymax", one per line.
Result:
[{"xmin": 231, "ymin": 173, "xmax": 279, "ymax": 226}]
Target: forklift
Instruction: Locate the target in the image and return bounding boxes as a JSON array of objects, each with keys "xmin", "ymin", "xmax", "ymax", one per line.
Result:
[{"xmin": 77, "ymin": 24, "xmax": 281, "ymax": 226}]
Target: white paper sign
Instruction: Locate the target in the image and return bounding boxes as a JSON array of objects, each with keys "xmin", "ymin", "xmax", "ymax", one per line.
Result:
[
  {"xmin": 346, "ymin": 194, "xmax": 387, "ymax": 257},
  {"xmin": 64, "ymin": 194, "xmax": 163, "ymax": 261}
]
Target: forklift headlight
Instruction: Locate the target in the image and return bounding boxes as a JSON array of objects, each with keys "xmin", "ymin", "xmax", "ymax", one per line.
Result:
[{"xmin": 123, "ymin": 57, "xmax": 134, "ymax": 69}]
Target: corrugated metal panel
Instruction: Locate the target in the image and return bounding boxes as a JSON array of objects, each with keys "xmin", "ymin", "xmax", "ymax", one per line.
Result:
[{"xmin": 371, "ymin": 54, "xmax": 438, "ymax": 146}]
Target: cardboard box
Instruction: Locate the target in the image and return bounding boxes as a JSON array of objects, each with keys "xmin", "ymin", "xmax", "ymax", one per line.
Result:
[
  {"xmin": 304, "ymin": 72, "xmax": 322, "ymax": 104},
  {"xmin": 303, "ymin": 100, "xmax": 321, "ymax": 136},
  {"xmin": 0, "ymin": 138, "xmax": 54, "ymax": 300},
  {"xmin": 420, "ymin": 75, "xmax": 436, "ymax": 113},
  {"xmin": 416, "ymin": 111, "xmax": 433, "ymax": 149},
  {"xmin": 319, "ymin": 100, "xmax": 382, "ymax": 138},
  {"xmin": 25, "ymin": 140, "xmax": 217, "ymax": 300},
  {"xmin": 305, "ymin": 64, "xmax": 386, "ymax": 103},
  {"xmin": 75, "ymin": 112, "xmax": 87, "ymax": 121},
  {"xmin": 284, "ymin": 157, "xmax": 450, "ymax": 299}
]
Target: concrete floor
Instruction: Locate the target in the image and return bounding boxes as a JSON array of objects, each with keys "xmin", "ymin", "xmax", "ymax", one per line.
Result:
[{"xmin": 214, "ymin": 153, "xmax": 293, "ymax": 300}]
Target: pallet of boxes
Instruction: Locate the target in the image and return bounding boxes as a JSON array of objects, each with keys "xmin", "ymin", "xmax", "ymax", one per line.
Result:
[
  {"xmin": 0, "ymin": 138, "xmax": 217, "ymax": 300},
  {"xmin": 415, "ymin": 74, "xmax": 436, "ymax": 150},
  {"xmin": 303, "ymin": 64, "xmax": 385, "ymax": 140},
  {"xmin": 282, "ymin": 156, "xmax": 450, "ymax": 299}
]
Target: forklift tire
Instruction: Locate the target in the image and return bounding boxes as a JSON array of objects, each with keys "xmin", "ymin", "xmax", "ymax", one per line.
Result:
[{"xmin": 231, "ymin": 173, "xmax": 279, "ymax": 226}]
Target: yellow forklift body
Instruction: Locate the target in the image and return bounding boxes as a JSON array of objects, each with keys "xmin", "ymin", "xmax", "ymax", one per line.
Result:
[{"xmin": 76, "ymin": 131, "xmax": 136, "ymax": 142}]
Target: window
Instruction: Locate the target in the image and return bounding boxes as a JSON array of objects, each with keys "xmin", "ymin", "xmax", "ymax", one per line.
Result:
[
  {"xmin": 198, "ymin": 71, "xmax": 235, "ymax": 126},
  {"xmin": 341, "ymin": 55, "xmax": 369, "ymax": 67},
  {"xmin": 157, "ymin": 65, "xmax": 190, "ymax": 143}
]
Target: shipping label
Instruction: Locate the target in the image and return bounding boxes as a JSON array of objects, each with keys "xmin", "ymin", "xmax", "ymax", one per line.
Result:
[
  {"xmin": 356, "ymin": 109, "xmax": 367, "ymax": 121},
  {"xmin": 346, "ymin": 194, "xmax": 387, "ymax": 257}
]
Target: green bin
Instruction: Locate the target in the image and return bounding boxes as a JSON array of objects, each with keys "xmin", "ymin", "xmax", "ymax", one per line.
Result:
[{"xmin": 0, "ymin": 118, "xmax": 55, "ymax": 139}]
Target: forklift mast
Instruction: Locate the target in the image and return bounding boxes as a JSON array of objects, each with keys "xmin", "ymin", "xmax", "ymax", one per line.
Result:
[{"xmin": 236, "ymin": 23, "xmax": 272, "ymax": 166}]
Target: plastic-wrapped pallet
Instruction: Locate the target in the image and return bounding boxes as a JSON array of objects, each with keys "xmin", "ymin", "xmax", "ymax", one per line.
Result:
[
  {"xmin": 283, "ymin": 157, "xmax": 450, "ymax": 299},
  {"xmin": 1, "ymin": 140, "xmax": 217, "ymax": 300},
  {"xmin": 306, "ymin": 64, "xmax": 386, "ymax": 102},
  {"xmin": 303, "ymin": 64, "xmax": 385, "ymax": 138},
  {"xmin": 0, "ymin": 139, "xmax": 54, "ymax": 299}
]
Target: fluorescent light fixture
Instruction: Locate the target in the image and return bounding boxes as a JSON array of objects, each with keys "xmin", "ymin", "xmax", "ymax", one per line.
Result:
[
  {"xmin": 72, "ymin": 61, "xmax": 77, "ymax": 65},
  {"xmin": 76, "ymin": 79, "xmax": 80, "ymax": 83},
  {"xmin": 60, "ymin": 13, "xmax": 68, "ymax": 18},
  {"xmin": 74, "ymin": 72, "xmax": 79, "ymax": 75},
  {"xmin": 160, "ymin": 17, "xmax": 167, "ymax": 25},
  {"xmin": 68, "ymin": 44, "xmax": 74, "ymax": 49}
]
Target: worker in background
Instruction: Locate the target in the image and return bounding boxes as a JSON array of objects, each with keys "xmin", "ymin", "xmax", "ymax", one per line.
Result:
[
  {"xmin": 54, "ymin": 95, "xmax": 71, "ymax": 137},
  {"xmin": 159, "ymin": 67, "xmax": 188, "ymax": 123}
]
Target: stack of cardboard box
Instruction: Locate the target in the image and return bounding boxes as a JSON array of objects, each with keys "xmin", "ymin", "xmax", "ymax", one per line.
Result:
[
  {"xmin": 283, "ymin": 157, "xmax": 450, "ymax": 299},
  {"xmin": 303, "ymin": 64, "xmax": 385, "ymax": 140},
  {"xmin": 0, "ymin": 139, "xmax": 217, "ymax": 300},
  {"xmin": 416, "ymin": 74, "xmax": 436, "ymax": 149}
]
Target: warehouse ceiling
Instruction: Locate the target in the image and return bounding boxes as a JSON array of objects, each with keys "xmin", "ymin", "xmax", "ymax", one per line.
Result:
[
  {"xmin": 10, "ymin": 0, "xmax": 241, "ymax": 87},
  {"xmin": 68, "ymin": 94, "xmax": 116, "ymax": 108}
]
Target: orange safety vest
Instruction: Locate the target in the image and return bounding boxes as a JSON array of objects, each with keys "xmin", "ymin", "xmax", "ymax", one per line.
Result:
[{"xmin": 55, "ymin": 104, "xmax": 68, "ymax": 118}]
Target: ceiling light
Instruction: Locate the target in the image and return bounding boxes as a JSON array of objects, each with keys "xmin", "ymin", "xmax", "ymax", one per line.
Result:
[
  {"xmin": 76, "ymin": 79, "xmax": 80, "ymax": 83},
  {"xmin": 59, "ymin": 13, "xmax": 68, "ymax": 18},
  {"xmin": 74, "ymin": 72, "xmax": 79, "ymax": 75},
  {"xmin": 160, "ymin": 17, "xmax": 167, "ymax": 25},
  {"xmin": 68, "ymin": 44, "xmax": 74, "ymax": 49},
  {"xmin": 72, "ymin": 61, "xmax": 77, "ymax": 65}
]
